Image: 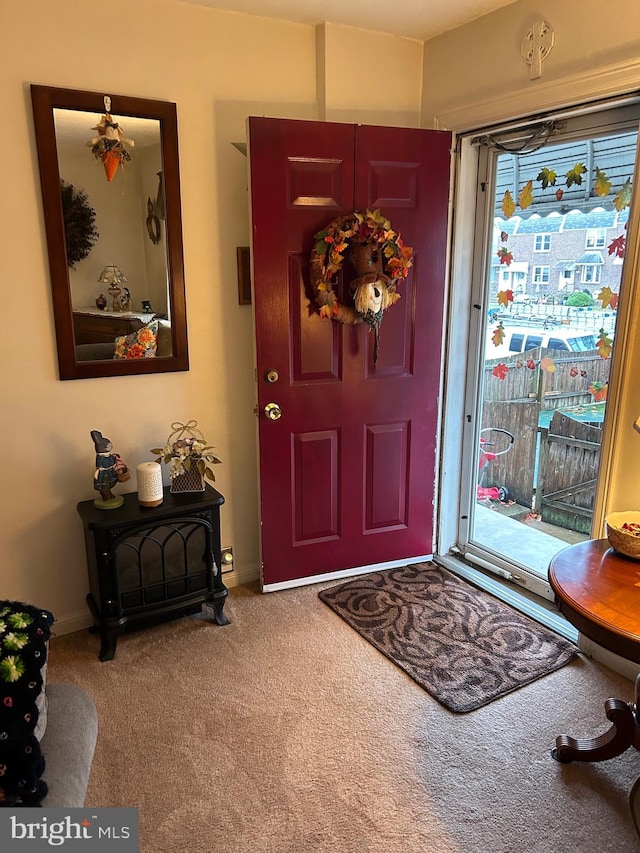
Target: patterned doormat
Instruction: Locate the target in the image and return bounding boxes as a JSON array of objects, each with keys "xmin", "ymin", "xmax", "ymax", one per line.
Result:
[{"xmin": 319, "ymin": 563, "xmax": 577, "ymax": 713}]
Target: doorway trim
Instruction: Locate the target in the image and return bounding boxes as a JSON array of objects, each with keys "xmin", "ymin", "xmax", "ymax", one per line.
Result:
[{"xmin": 434, "ymin": 58, "xmax": 640, "ymax": 133}]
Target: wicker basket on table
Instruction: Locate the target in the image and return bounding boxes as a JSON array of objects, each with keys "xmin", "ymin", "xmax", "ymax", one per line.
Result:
[{"xmin": 605, "ymin": 511, "xmax": 640, "ymax": 560}]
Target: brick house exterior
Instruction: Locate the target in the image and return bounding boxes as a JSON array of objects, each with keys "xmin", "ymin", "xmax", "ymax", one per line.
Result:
[
  {"xmin": 488, "ymin": 131, "xmax": 634, "ymax": 302},
  {"xmin": 490, "ymin": 207, "xmax": 628, "ymax": 300}
]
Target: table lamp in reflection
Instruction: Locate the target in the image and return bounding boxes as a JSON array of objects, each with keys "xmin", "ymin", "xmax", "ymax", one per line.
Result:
[{"xmin": 98, "ymin": 265, "xmax": 127, "ymax": 312}]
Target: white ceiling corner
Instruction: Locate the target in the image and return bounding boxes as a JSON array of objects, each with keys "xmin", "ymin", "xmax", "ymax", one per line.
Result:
[{"xmin": 178, "ymin": 0, "xmax": 520, "ymax": 41}]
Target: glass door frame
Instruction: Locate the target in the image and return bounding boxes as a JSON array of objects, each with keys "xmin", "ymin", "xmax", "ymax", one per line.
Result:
[{"xmin": 436, "ymin": 97, "xmax": 640, "ymax": 604}]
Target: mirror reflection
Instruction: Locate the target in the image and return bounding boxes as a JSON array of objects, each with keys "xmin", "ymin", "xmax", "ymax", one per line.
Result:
[
  {"xmin": 31, "ymin": 85, "xmax": 189, "ymax": 380},
  {"xmin": 54, "ymin": 108, "xmax": 173, "ymax": 363}
]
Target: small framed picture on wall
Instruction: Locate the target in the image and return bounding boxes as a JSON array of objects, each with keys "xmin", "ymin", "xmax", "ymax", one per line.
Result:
[{"xmin": 236, "ymin": 246, "xmax": 251, "ymax": 305}]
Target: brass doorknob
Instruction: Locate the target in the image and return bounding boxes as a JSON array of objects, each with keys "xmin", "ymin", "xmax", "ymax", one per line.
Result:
[{"xmin": 264, "ymin": 402, "xmax": 283, "ymax": 420}]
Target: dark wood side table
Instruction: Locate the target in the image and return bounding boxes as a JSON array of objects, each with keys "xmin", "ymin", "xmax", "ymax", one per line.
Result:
[
  {"xmin": 77, "ymin": 485, "xmax": 229, "ymax": 661},
  {"xmin": 549, "ymin": 538, "xmax": 640, "ymax": 763}
]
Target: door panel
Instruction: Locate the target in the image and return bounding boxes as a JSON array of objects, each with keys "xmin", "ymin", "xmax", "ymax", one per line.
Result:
[
  {"xmin": 368, "ymin": 161, "xmax": 420, "ymax": 208},
  {"xmin": 289, "ymin": 253, "xmax": 341, "ymax": 381},
  {"xmin": 287, "ymin": 156, "xmax": 346, "ymax": 208},
  {"xmin": 364, "ymin": 268, "xmax": 415, "ymax": 378},
  {"xmin": 249, "ymin": 117, "xmax": 451, "ymax": 587},
  {"xmin": 364, "ymin": 422, "xmax": 409, "ymax": 530},
  {"xmin": 293, "ymin": 430, "xmax": 340, "ymax": 543}
]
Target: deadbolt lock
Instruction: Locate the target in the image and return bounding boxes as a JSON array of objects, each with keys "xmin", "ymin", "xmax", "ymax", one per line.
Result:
[
  {"xmin": 264, "ymin": 368, "xmax": 279, "ymax": 383},
  {"xmin": 264, "ymin": 402, "xmax": 283, "ymax": 421}
]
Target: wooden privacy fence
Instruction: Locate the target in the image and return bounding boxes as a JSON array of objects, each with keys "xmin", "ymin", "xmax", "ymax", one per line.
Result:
[
  {"xmin": 480, "ymin": 347, "xmax": 609, "ymax": 518},
  {"xmin": 483, "ymin": 347, "xmax": 610, "ymax": 410},
  {"xmin": 537, "ymin": 351, "xmax": 610, "ymax": 411},
  {"xmin": 537, "ymin": 411, "xmax": 602, "ymax": 533}
]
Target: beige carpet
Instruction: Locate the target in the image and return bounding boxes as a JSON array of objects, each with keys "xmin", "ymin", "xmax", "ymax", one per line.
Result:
[{"xmin": 47, "ymin": 580, "xmax": 640, "ymax": 853}]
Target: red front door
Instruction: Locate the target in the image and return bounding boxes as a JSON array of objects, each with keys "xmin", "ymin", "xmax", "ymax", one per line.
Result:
[{"xmin": 249, "ymin": 117, "xmax": 451, "ymax": 588}]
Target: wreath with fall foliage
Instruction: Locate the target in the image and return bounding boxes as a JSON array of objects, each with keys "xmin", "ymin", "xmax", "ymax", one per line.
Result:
[
  {"xmin": 309, "ymin": 209, "xmax": 413, "ymax": 359},
  {"xmin": 60, "ymin": 180, "xmax": 99, "ymax": 270}
]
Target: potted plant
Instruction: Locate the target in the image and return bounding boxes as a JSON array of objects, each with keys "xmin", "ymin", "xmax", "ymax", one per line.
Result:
[{"xmin": 151, "ymin": 421, "xmax": 221, "ymax": 493}]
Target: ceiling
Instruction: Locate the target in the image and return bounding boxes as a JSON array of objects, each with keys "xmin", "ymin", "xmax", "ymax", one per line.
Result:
[{"xmin": 181, "ymin": 0, "xmax": 520, "ymax": 41}]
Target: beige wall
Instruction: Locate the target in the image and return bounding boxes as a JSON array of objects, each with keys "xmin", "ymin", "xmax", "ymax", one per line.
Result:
[
  {"xmin": 0, "ymin": 0, "xmax": 422, "ymax": 631},
  {"xmin": 318, "ymin": 24, "xmax": 423, "ymax": 127},
  {"xmin": 422, "ymin": 0, "xmax": 640, "ymax": 125},
  {"xmin": 422, "ymin": 0, "xmax": 640, "ymax": 516}
]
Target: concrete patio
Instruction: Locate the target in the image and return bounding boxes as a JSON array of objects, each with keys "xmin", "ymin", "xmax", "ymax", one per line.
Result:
[{"xmin": 474, "ymin": 501, "xmax": 588, "ymax": 578}]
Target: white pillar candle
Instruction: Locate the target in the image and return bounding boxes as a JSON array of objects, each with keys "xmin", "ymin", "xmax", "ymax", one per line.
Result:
[{"xmin": 137, "ymin": 462, "xmax": 164, "ymax": 507}]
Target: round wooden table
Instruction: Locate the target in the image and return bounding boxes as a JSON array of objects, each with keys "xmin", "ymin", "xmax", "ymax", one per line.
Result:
[{"xmin": 549, "ymin": 538, "xmax": 640, "ymax": 763}]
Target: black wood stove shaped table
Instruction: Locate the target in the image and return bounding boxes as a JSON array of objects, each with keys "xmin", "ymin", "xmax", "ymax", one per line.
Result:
[{"xmin": 77, "ymin": 485, "xmax": 229, "ymax": 661}]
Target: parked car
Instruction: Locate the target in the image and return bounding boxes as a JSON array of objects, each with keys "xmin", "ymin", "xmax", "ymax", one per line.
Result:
[{"xmin": 485, "ymin": 325, "xmax": 601, "ymax": 359}]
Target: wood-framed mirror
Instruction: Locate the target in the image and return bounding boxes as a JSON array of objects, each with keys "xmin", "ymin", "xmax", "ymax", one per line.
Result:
[{"xmin": 31, "ymin": 84, "xmax": 189, "ymax": 380}]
